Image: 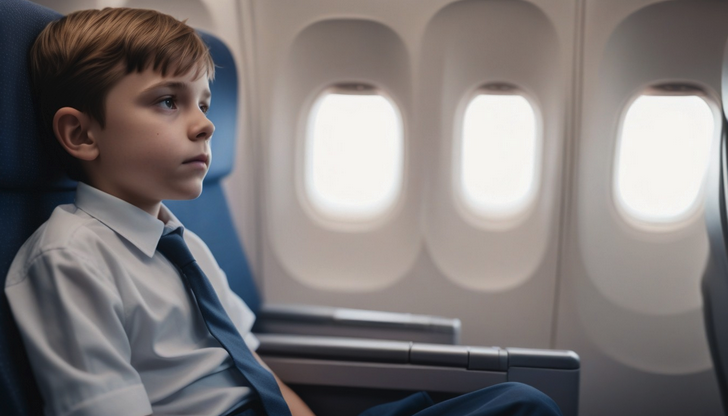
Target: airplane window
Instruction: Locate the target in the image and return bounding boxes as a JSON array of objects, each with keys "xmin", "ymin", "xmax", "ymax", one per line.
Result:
[
  {"xmin": 458, "ymin": 86, "xmax": 539, "ymax": 223},
  {"xmin": 615, "ymin": 88, "xmax": 716, "ymax": 225},
  {"xmin": 304, "ymin": 85, "xmax": 404, "ymax": 223}
]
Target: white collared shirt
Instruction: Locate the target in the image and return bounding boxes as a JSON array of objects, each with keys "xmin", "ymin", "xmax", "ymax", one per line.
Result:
[{"xmin": 5, "ymin": 182, "xmax": 258, "ymax": 416}]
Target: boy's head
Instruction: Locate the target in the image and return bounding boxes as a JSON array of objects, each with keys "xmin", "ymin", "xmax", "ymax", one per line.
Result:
[{"xmin": 30, "ymin": 8, "xmax": 216, "ymax": 212}]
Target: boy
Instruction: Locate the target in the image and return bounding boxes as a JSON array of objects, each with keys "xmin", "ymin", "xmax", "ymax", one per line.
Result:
[{"xmin": 5, "ymin": 6, "xmax": 563, "ymax": 416}]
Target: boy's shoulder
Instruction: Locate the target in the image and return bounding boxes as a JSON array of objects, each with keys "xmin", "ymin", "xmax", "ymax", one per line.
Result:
[{"xmin": 5, "ymin": 203, "xmax": 110, "ymax": 287}]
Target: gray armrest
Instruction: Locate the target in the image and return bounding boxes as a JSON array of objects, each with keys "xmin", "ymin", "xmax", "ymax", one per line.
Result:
[
  {"xmin": 255, "ymin": 304, "xmax": 461, "ymax": 344},
  {"xmin": 256, "ymin": 334, "xmax": 579, "ymax": 416}
]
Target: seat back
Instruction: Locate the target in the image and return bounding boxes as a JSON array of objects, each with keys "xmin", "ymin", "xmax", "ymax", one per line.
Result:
[
  {"xmin": 0, "ymin": 1, "xmax": 259, "ymax": 413},
  {"xmin": 1, "ymin": 1, "xmax": 68, "ymax": 413},
  {"xmin": 702, "ymin": 69, "xmax": 728, "ymax": 414}
]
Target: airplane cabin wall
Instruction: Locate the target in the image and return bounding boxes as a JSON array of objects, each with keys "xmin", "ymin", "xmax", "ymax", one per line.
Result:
[
  {"xmin": 555, "ymin": 0, "xmax": 726, "ymax": 414},
  {"xmin": 252, "ymin": 0, "xmax": 576, "ymax": 353},
  {"xmin": 25, "ymin": 0, "xmax": 728, "ymax": 415}
]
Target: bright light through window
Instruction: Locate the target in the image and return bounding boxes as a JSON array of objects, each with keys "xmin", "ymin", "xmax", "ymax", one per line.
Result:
[
  {"xmin": 459, "ymin": 92, "xmax": 539, "ymax": 220},
  {"xmin": 305, "ymin": 91, "xmax": 403, "ymax": 222},
  {"xmin": 615, "ymin": 94, "xmax": 715, "ymax": 224}
]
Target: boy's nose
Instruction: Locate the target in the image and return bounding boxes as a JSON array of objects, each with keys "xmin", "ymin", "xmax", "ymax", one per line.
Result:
[{"xmin": 191, "ymin": 113, "xmax": 215, "ymax": 141}]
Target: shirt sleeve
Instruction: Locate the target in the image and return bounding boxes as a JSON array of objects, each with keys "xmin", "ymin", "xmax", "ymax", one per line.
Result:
[{"xmin": 5, "ymin": 248, "xmax": 152, "ymax": 416}]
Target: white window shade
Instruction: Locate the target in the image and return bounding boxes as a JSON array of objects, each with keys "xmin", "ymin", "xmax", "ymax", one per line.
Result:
[
  {"xmin": 305, "ymin": 92, "xmax": 404, "ymax": 223},
  {"xmin": 459, "ymin": 93, "xmax": 539, "ymax": 222},
  {"xmin": 615, "ymin": 94, "xmax": 715, "ymax": 225}
]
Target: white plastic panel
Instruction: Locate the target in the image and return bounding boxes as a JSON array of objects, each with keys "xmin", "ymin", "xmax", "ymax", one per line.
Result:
[
  {"xmin": 264, "ymin": 18, "xmax": 419, "ymax": 291},
  {"xmin": 420, "ymin": 0, "xmax": 562, "ymax": 293},
  {"xmin": 556, "ymin": 1, "xmax": 726, "ymax": 415}
]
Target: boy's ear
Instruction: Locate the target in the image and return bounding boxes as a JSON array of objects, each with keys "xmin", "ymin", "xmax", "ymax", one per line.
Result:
[{"xmin": 53, "ymin": 107, "xmax": 99, "ymax": 161}]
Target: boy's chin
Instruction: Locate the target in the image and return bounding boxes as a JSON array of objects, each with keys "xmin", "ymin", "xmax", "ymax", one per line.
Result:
[{"xmin": 168, "ymin": 185, "xmax": 204, "ymax": 201}]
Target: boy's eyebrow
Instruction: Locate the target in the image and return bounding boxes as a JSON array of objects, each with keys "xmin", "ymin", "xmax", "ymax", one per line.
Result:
[{"xmin": 141, "ymin": 81, "xmax": 211, "ymax": 99}]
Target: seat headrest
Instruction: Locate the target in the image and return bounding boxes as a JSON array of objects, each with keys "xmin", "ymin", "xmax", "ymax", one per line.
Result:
[
  {"xmin": 0, "ymin": 0, "xmax": 67, "ymax": 190},
  {"xmin": 197, "ymin": 32, "xmax": 239, "ymax": 182}
]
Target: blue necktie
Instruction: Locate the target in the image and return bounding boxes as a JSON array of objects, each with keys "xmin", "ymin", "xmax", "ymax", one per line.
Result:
[{"xmin": 157, "ymin": 228, "xmax": 292, "ymax": 416}]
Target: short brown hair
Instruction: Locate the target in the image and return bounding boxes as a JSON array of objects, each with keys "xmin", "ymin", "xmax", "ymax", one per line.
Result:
[{"xmin": 29, "ymin": 8, "xmax": 215, "ymax": 181}]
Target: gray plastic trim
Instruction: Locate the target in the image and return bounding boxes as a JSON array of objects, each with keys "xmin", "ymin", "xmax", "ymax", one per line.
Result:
[
  {"xmin": 410, "ymin": 343, "xmax": 469, "ymax": 367},
  {"xmin": 506, "ymin": 347, "xmax": 580, "ymax": 370},
  {"xmin": 256, "ymin": 334, "xmax": 411, "ymax": 363},
  {"xmin": 262, "ymin": 356, "xmax": 508, "ymax": 393},
  {"xmin": 259, "ymin": 304, "xmax": 461, "ymax": 334},
  {"xmin": 468, "ymin": 346, "xmax": 508, "ymax": 371},
  {"xmin": 256, "ymin": 335, "xmax": 580, "ymax": 371},
  {"xmin": 256, "ymin": 322, "xmax": 458, "ymax": 344}
]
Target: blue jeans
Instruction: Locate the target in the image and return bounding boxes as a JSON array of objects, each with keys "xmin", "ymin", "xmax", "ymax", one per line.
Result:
[
  {"xmin": 358, "ymin": 383, "xmax": 563, "ymax": 416},
  {"xmin": 229, "ymin": 382, "xmax": 563, "ymax": 416}
]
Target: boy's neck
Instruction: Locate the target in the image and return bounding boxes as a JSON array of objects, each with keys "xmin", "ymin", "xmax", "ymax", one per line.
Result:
[
  {"xmin": 82, "ymin": 180, "xmax": 163, "ymax": 219},
  {"xmin": 136, "ymin": 201, "xmax": 163, "ymax": 219}
]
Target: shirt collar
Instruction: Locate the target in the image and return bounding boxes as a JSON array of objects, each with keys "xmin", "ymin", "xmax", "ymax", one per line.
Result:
[{"xmin": 74, "ymin": 182, "xmax": 185, "ymax": 258}]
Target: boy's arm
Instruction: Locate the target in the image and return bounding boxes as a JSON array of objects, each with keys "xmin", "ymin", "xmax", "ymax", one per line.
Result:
[
  {"xmin": 5, "ymin": 248, "xmax": 152, "ymax": 416},
  {"xmin": 254, "ymin": 351, "xmax": 316, "ymax": 416},
  {"xmin": 208, "ymin": 257, "xmax": 315, "ymax": 416}
]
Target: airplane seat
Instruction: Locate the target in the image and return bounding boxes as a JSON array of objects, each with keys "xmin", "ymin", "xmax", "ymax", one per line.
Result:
[
  {"xmin": 0, "ymin": 1, "xmax": 70, "ymax": 414},
  {"xmin": 702, "ymin": 103, "xmax": 728, "ymax": 414},
  {"xmin": 1, "ymin": 1, "xmax": 580, "ymax": 415}
]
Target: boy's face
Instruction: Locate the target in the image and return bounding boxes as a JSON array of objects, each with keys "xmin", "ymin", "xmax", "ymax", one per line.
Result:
[{"xmin": 85, "ymin": 67, "xmax": 214, "ymax": 215}]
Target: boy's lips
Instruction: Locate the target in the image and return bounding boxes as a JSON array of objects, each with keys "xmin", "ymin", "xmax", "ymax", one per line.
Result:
[{"xmin": 183, "ymin": 154, "xmax": 210, "ymax": 167}]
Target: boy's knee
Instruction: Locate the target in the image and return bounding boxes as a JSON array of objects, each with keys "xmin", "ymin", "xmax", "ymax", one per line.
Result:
[{"xmin": 487, "ymin": 382, "xmax": 563, "ymax": 416}]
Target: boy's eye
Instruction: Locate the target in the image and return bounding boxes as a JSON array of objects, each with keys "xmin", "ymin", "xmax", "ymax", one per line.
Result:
[
  {"xmin": 200, "ymin": 104, "xmax": 210, "ymax": 114},
  {"xmin": 159, "ymin": 97, "xmax": 177, "ymax": 110}
]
